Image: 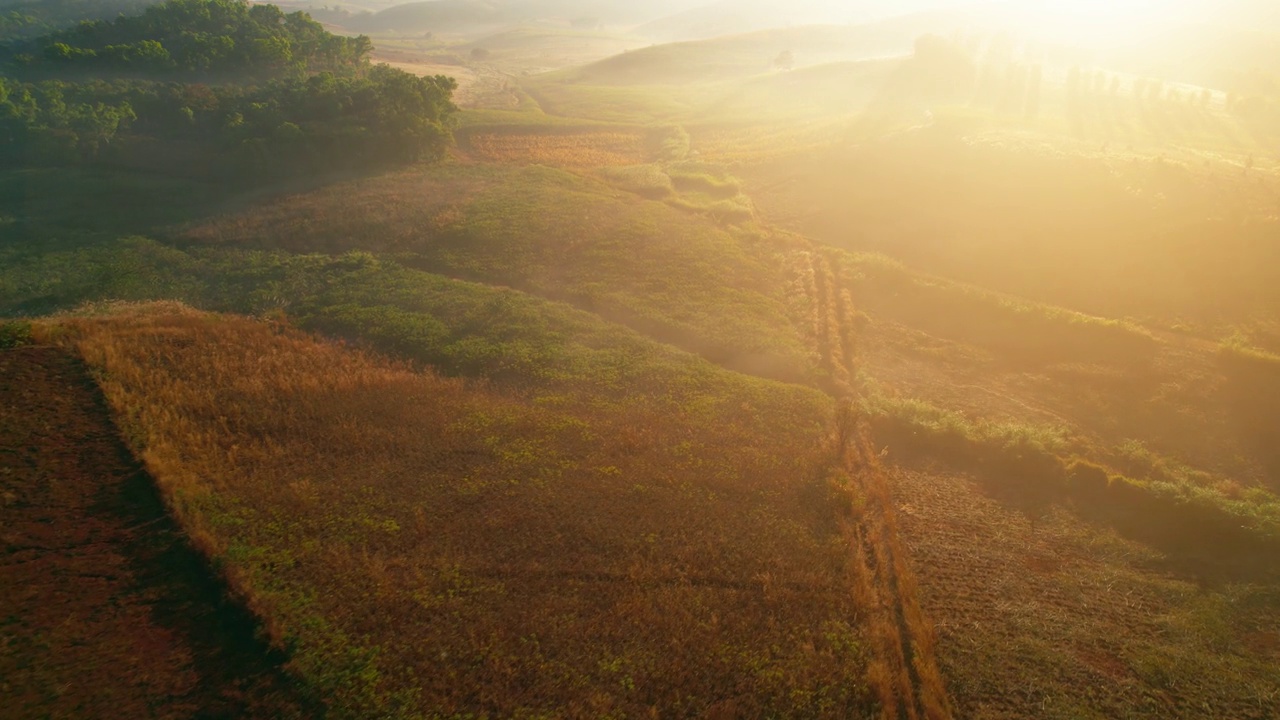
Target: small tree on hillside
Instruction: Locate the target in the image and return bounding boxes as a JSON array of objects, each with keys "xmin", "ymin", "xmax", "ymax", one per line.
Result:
[{"xmin": 774, "ymin": 50, "xmax": 794, "ymax": 71}]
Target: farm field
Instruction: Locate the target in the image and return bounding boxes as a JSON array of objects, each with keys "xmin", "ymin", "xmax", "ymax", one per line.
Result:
[{"xmin": 4, "ymin": 0, "xmax": 1280, "ymax": 717}]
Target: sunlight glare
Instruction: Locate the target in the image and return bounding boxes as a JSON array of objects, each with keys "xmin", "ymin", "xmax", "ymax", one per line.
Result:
[{"xmin": 1015, "ymin": 0, "xmax": 1199, "ymax": 45}]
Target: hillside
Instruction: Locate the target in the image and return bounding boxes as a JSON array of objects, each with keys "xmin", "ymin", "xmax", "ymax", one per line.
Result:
[
  {"xmin": 0, "ymin": 344, "xmax": 310, "ymax": 719},
  {"xmin": 10, "ymin": 302, "xmax": 877, "ymax": 717},
  {"xmin": 632, "ymin": 0, "xmax": 951, "ymax": 42},
  {"xmin": 563, "ymin": 21, "xmax": 946, "ymax": 85},
  {"xmin": 344, "ymin": 0, "xmax": 503, "ymax": 33},
  {"xmin": 5, "ymin": 0, "xmax": 1280, "ymax": 717}
]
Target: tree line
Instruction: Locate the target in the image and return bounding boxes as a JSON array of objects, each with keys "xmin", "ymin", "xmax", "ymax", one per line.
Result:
[
  {"xmin": 0, "ymin": 0, "xmax": 457, "ymax": 177},
  {"xmin": 1, "ymin": 67, "xmax": 457, "ymax": 172},
  {"xmin": 0, "ymin": 0, "xmax": 158, "ymax": 43},
  {"xmin": 5, "ymin": 0, "xmax": 370, "ymax": 77}
]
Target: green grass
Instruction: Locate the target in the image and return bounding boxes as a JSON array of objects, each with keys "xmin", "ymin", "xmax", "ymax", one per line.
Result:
[
  {"xmin": 0, "ymin": 237, "xmax": 814, "ymax": 409},
  {"xmin": 0, "ymin": 168, "xmax": 223, "ymax": 245},
  {"xmin": 0, "ymin": 319, "xmax": 32, "ymax": 348},
  {"xmin": 180, "ymin": 162, "xmax": 816, "ymax": 383},
  {"xmin": 860, "ymin": 388, "xmax": 1280, "ymax": 549}
]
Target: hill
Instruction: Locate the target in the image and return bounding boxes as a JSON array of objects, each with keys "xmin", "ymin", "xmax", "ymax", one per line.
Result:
[
  {"xmin": 0, "ymin": 344, "xmax": 310, "ymax": 719},
  {"xmin": 333, "ymin": 0, "xmax": 693, "ymax": 33},
  {"xmin": 566, "ymin": 21, "xmax": 950, "ymax": 86},
  {"xmin": 630, "ymin": 0, "xmax": 956, "ymax": 42},
  {"xmin": 344, "ymin": 0, "xmax": 502, "ymax": 33},
  {"xmin": 15, "ymin": 301, "xmax": 876, "ymax": 717},
  {"xmin": 11, "ymin": 0, "xmax": 371, "ymax": 77},
  {"xmin": 6, "ymin": 3, "xmax": 1280, "ymax": 715},
  {"xmin": 0, "ymin": 0, "xmax": 455, "ymax": 182}
]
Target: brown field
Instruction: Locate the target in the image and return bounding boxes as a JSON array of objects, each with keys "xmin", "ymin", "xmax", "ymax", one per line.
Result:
[
  {"xmin": 0, "ymin": 347, "xmax": 308, "ymax": 720},
  {"xmin": 464, "ymin": 129, "xmax": 651, "ymax": 166},
  {"xmin": 24, "ymin": 303, "xmax": 882, "ymax": 718}
]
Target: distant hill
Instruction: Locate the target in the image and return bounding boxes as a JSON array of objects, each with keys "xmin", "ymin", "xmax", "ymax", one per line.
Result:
[
  {"xmin": 565, "ymin": 16, "xmax": 965, "ymax": 86},
  {"xmin": 341, "ymin": 0, "xmax": 692, "ymax": 34},
  {"xmin": 704, "ymin": 58, "xmax": 903, "ymax": 121},
  {"xmin": 343, "ymin": 0, "xmax": 502, "ymax": 33},
  {"xmin": 632, "ymin": 0, "xmax": 951, "ymax": 41}
]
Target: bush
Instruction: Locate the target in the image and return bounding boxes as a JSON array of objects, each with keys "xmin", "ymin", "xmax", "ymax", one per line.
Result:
[{"xmin": 0, "ymin": 320, "xmax": 33, "ymax": 347}]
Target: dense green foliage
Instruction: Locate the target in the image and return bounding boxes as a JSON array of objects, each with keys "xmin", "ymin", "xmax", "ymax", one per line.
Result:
[
  {"xmin": 0, "ymin": 68, "xmax": 457, "ymax": 170},
  {"xmin": 0, "ymin": 76, "xmax": 137, "ymax": 159},
  {"xmin": 12, "ymin": 0, "xmax": 369, "ymax": 77},
  {"xmin": 0, "ymin": 0, "xmax": 158, "ymax": 43},
  {"xmin": 0, "ymin": 0, "xmax": 456, "ymax": 175}
]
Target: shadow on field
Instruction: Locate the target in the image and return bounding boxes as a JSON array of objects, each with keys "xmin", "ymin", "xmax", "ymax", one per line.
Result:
[
  {"xmin": 0, "ymin": 347, "xmax": 316, "ymax": 719},
  {"xmin": 1219, "ymin": 352, "xmax": 1280, "ymax": 493}
]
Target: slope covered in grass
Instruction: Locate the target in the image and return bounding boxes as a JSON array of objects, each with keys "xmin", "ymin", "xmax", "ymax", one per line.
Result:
[
  {"xmin": 181, "ymin": 163, "xmax": 814, "ymax": 382},
  {"xmin": 31, "ymin": 303, "xmax": 872, "ymax": 719}
]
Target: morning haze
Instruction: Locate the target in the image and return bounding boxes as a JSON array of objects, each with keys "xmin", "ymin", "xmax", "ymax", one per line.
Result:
[{"xmin": 2, "ymin": 0, "xmax": 1278, "ymax": 717}]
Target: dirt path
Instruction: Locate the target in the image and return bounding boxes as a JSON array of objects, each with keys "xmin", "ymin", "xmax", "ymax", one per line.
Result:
[
  {"xmin": 794, "ymin": 249, "xmax": 952, "ymax": 719},
  {"xmin": 0, "ymin": 347, "xmax": 310, "ymax": 720}
]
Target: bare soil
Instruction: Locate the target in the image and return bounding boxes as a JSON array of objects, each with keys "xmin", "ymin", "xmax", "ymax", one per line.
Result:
[{"xmin": 0, "ymin": 347, "xmax": 311, "ymax": 720}]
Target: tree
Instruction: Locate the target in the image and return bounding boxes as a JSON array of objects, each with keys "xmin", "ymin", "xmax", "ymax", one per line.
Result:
[{"xmin": 773, "ymin": 50, "xmax": 794, "ymax": 72}]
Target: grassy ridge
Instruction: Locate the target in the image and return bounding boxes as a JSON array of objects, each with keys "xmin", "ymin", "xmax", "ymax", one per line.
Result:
[
  {"xmin": 32, "ymin": 303, "xmax": 874, "ymax": 718},
  {"xmin": 181, "ymin": 163, "xmax": 813, "ymax": 382}
]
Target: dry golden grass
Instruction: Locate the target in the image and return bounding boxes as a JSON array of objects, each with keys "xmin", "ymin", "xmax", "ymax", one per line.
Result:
[
  {"xmin": 689, "ymin": 121, "xmax": 846, "ymax": 166},
  {"xmin": 464, "ymin": 129, "xmax": 650, "ymax": 166},
  {"xmin": 32, "ymin": 303, "xmax": 876, "ymax": 719}
]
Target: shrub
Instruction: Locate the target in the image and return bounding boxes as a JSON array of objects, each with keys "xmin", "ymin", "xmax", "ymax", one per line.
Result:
[{"xmin": 0, "ymin": 320, "xmax": 34, "ymax": 348}]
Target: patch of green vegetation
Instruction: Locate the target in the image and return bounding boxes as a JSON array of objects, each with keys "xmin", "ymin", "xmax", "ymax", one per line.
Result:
[
  {"xmin": 1221, "ymin": 332, "xmax": 1280, "ymax": 366},
  {"xmin": 0, "ymin": 319, "xmax": 32, "ymax": 347},
  {"xmin": 861, "ymin": 388, "xmax": 1280, "ymax": 549},
  {"xmin": 182, "ymin": 163, "xmax": 815, "ymax": 382},
  {"xmin": 597, "ymin": 163, "xmax": 673, "ymax": 198},
  {"xmin": 0, "ymin": 167, "xmax": 219, "ymax": 243},
  {"xmin": 0, "ymin": 238, "xmax": 823, "ymax": 421},
  {"xmin": 667, "ymin": 163, "xmax": 742, "ymax": 197},
  {"xmin": 0, "ymin": 0, "xmax": 158, "ymax": 43},
  {"xmin": 15, "ymin": 0, "xmax": 369, "ymax": 78}
]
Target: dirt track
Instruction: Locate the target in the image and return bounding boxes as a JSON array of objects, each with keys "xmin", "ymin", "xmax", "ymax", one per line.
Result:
[{"xmin": 0, "ymin": 347, "xmax": 309, "ymax": 719}]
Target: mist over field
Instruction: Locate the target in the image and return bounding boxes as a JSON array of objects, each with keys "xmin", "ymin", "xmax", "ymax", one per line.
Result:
[{"xmin": 3, "ymin": 0, "xmax": 1280, "ymax": 717}]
